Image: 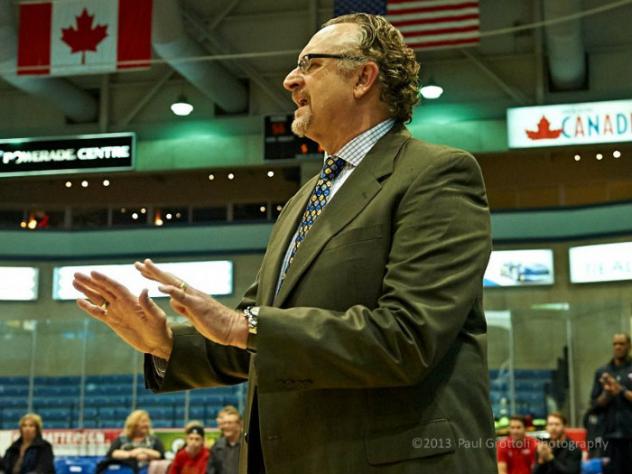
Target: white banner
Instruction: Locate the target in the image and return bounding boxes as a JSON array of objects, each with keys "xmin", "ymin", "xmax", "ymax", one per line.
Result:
[
  {"xmin": 53, "ymin": 261, "xmax": 233, "ymax": 300},
  {"xmin": 0, "ymin": 267, "xmax": 38, "ymax": 300},
  {"xmin": 569, "ymin": 242, "xmax": 632, "ymax": 283},
  {"xmin": 507, "ymin": 99, "xmax": 632, "ymax": 148}
]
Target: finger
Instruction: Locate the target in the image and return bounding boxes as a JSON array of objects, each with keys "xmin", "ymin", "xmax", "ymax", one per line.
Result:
[
  {"xmin": 158, "ymin": 284, "xmax": 189, "ymax": 304},
  {"xmin": 136, "ymin": 259, "xmax": 183, "ymax": 287},
  {"xmin": 138, "ymin": 289, "xmax": 166, "ymax": 320},
  {"xmin": 76, "ymin": 299, "xmax": 108, "ymax": 322},
  {"xmin": 90, "ymin": 271, "xmax": 133, "ymax": 300},
  {"xmin": 73, "ymin": 279, "xmax": 108, "ymax": 306},
  {"xmin": 75, "ymin": 272, "xmax": 118, "ymax": 301}
]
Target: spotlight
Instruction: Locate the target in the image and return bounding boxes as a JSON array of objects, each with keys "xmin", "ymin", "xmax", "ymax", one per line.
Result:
[
  {"xmin": 166, "ymin": 213, "xmax": 173, "ymax": 220},
  {"xmin": 102, "ymin": 179, "xmax": 110, "ymax": 187},
  {"xmin": 132, "ymin": 212, "xmax": 139, "ymax": 220},
  {"xmin": 596, "ymin": 153, "xmax": 603, "ymax": 160},
  {"xmin": 574, "ymin": 154, "xmax": 581, "ymax": 162},
  {"xmin": 170, "ymin": 94, "xmax": 193, "ymax": 116},
  {"xmin": 267, "ymin": 170, "xmax": 275, "ymax": 178},
  {"xmin": 613, "ymin": 150, "xmax": 621, "ymax": 158},
  {"xmin": 65, "ymin": 181, "xmax": 72, "ymax": 188},
  {"xmin": 81, "ymin": 180, "xmax": 88, "ymax": 188},
  {"xmin": 227, "ymin": 173, "xmax": 235, "ymax": 180},
  {"xmin": 208, "ymin": 173, "xmax": 215, "ymax": 181},
  {"xmin": 140, "ymin": 208, "xmax": 147, "ymax": 214},
  {"xmin": 259, "ymin": 206, "xmax": 266, "ymax": 213}
]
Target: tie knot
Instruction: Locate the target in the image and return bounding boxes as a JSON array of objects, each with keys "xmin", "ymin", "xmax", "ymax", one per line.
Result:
[{"xmin": 321, "ymin": 156, "xmax": 346, "ymax": 182}]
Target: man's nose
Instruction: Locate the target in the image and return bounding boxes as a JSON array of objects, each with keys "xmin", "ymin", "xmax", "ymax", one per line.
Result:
[{"xmin": 283, "ymin": 67, "xmax": 303, "ymax": 92}]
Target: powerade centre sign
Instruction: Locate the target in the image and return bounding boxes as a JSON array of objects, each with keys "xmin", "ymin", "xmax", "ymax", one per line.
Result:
[
  {"xmin": 0, "ymin": 132, "xmax": 135, "ymax": 177},
  {"xmin": 507, "ymin": 99, "xmax": 632, "ymax": 148}
]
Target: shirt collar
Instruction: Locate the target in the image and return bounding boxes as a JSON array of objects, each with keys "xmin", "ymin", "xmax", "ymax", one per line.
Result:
[{"xmin": 324, "ymin": 118, "xmax": 395, "ymax": 167}]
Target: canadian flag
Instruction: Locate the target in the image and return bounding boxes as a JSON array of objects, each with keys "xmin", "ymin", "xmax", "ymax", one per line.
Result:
[{"xmin": 18, "ymin": 0, "xmax": 152, "ymax": 76}]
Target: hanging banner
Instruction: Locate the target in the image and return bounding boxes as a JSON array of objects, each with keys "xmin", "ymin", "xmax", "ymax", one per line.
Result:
[
  {"xmin": 0, "ymin": 133, "xmax": 134, "ymax": 177},
  {"xmin": 569, "ymin": 241, "xmax": 632, "ymax": 283},
  {"xmin": 507, "ymin": 99, "xmax": 632, "ymax": 148}
]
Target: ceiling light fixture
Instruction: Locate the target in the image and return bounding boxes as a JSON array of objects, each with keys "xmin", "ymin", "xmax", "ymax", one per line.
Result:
[
  {"xmin": 420, "ymin": 79, "xmax": 443, "ymax": 100},
  {"xmin": 170, "ymin": 94, "xmax": 194, "ymax": 116}
]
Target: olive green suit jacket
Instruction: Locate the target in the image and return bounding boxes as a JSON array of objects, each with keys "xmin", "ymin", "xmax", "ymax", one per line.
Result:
[{"xmin": 146, "ymin": 125, "xmax": 496, "ymax": 474}]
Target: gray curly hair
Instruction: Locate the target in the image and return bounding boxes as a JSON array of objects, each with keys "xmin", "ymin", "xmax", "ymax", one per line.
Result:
[{"xmin": 323, "ymin": 13, "xmax": 421, "ymax": 123}]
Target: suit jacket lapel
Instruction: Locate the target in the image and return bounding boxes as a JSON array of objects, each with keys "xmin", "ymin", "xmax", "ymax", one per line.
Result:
[
  {"xmin": 272, "ymin": 125, "xmax": 411, "ymax": 308},
  {"xmin": 257, "ymin": 181, "xmax": 316, "ymax": 306}
]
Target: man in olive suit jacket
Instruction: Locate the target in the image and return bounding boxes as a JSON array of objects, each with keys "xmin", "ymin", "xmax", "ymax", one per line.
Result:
[{"xmin": 74, "ymin": 13, "xmax": 496, "ymax": 474}]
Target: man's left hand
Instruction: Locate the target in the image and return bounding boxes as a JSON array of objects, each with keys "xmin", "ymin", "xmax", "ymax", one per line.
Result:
[{"xmin": 135, "ymin": 258, "xmax": 248, "ymax": 349}]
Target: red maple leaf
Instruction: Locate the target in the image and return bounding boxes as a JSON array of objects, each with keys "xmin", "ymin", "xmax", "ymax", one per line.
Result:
[
  {"xmin": 61, "ymin": 8, "xmax": 108, "ymax": 65},
  {"xmin": 525, "ymin": 116, "xmax": 563, "ymax": 140}
]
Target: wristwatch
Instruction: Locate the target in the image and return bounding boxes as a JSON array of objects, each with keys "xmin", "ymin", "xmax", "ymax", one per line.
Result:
[{"xmin": 243, "ymin": 306, "xmax": 259, "ymax": 353}]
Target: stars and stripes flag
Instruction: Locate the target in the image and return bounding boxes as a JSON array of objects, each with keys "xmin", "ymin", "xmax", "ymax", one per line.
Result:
[{"xmin": 334, "ymin": 0, "xmax": 480, "ymax": 51}]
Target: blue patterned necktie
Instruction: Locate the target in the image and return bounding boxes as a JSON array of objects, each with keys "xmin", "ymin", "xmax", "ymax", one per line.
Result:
[{"xmin": 279, "ymin": 155, "xmax": 346, "ymax": 282}]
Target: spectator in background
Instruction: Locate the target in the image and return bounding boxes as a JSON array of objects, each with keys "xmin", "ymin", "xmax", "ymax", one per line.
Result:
[
  {"xmin": 2, "ymin": 413, "xmax": 55, "ymax": 474},
  {"xmin": 207, "ymin": 407, "xmax": 241, "ymax": 474},
  {"xmin": 590, "ymin": 333, "xmax": 632, "ymax": 474},
  {"xmin": 106, "ymin": 410, "xmax": 165, "ymax": 470},
  {"xmin": 214, "ymin": 405, "xmax": 239, "ymax": 436},
  {"xmin": 497, "ymin": 415, "xmax": 537, "ymax": 474},
  {"xmin": 533, "ymin": 412, "xmax": 581, "ymax": 474},
  {"xmin": 168, "ymin": 423, "xmax": 209, "ymax": 474}
]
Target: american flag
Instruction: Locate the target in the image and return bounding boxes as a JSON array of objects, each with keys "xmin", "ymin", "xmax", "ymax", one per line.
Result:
[{"xmin": 334, "ymin": 0, "xmax": 480, "ymax": 51}]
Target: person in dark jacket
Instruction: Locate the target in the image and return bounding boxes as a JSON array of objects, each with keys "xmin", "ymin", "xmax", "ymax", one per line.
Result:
[
  {"xmin": 2, "ymin": 413, "xmax": 55, "ymax": 474},
  {"xmin": 533, "ymin": 412, "xmax": 581, "ymax": 474},
  {"xmin": 590, "ymin": 333, "xmax": 632, "ymax": 474}
]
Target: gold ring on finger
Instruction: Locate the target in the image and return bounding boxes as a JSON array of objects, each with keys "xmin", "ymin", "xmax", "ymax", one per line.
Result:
[
  {"xmin": 100, "ymin": 301, "xmax": 110, "ymax": 312},
  {"xmin": 179, "ymin": 281, "xmax": 188, "ymax": 292}
]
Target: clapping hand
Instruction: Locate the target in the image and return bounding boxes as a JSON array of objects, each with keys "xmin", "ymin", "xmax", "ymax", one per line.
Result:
[
  {"xmin": 134, "ymin": 259, "xmax": 248, "ymax": 349},
  {"xmin": 73, "ymin": 271, "xmax": 173, "ymax": 359},
  {"xmin": 600, "ymin": 372, "xmax": 623, "ymax": 395}
]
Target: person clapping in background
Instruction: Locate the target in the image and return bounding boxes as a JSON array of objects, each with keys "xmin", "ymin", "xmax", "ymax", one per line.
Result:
[{"xmin": 106, "ymin": 410, "xmax": 165, "ymax": 470}]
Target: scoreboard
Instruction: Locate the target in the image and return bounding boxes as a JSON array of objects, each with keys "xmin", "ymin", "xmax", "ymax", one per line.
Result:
[{"xmin": 264, "ymin": 115, "xmax": 323, "ymax": 160}]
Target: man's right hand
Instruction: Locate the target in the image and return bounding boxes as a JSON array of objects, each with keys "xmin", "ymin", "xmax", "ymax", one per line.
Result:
[{"xmin": 73, "ymin": 271, "xmax": 174, "ymax": 360}]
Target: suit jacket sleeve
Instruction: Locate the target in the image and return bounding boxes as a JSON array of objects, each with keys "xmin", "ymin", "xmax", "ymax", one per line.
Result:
[{"xmin": 255, "ymin": 150, "xmax": 492, "ymax": 392}]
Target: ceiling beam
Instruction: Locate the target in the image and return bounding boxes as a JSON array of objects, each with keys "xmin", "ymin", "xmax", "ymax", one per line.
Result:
[
  {"xmin": 460, "ymin": 49, "xmax": 531, "ymax": 104},
  {"xmin": 181, "ymin": 7, "xmax": 291, "ymax": 111},
  {"xmin": 116, "ymin": 70, "xmax": 174, "ymax": 128}
]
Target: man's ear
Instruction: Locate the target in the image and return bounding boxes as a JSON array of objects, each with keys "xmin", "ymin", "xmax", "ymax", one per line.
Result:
[{"xmin": 353, "ymin": 61, "xmax": 380, "ymax": 98}]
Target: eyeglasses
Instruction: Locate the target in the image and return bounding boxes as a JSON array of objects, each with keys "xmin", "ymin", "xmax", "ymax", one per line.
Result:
[{"xmin": 296, "ymin": 53, "xmax": 366, "ymax": 74}]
